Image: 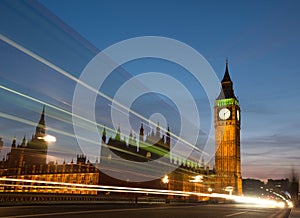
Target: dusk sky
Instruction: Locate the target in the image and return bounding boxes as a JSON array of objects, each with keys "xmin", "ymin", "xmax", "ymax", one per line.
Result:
[{"xmin": 1, "ymin": 0, "xmax": 300, "ymax": 181}]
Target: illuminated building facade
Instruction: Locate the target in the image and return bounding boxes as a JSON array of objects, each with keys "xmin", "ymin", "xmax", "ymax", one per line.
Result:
[
  {"xmin": 100, "ymin": 124, "xmax": 214, "ymax": 199},
  {"xmin": 214, "ymin": 59, "xmax": 242, "ymax": 195},
  {"xmin": 3, "ymin": 107, "xmax": 48, "ymax": 175},
  {"xmin": 0, "ymin": 108, "xmax": 99, "ymax": 195},
  {"xmin": 0, "ymin": 157, "xmax": 99, "ymax": 195}
]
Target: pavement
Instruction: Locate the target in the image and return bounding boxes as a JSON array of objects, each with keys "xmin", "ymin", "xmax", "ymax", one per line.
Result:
[{"xmin": 289, "ymin": 207, "xmax": 300, "ymax": 218}]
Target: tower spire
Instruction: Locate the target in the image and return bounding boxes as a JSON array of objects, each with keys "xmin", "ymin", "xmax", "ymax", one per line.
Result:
[
  {"xmin": 21, "ymin": 135, "xmax": 26, "ymax": 147},
  {"xmin": 35, "ymin": 106, "xmax": 46, "ymax": 138},
  {"xmin": 11, "ymin": 137, "xmax": 16, "ymax": 148},
  {"xmin": 139, "ymin": 123, "xmax": 144, "ymax": 144},
  {"xmin": 166, "ymin": 125, "xmax": 170, "ymax": 148},
  {"xmin": 115, "ymin": 125, "xmax": 121, "ymax": 141},
  {"xmin": 221, "ymin": 57, "xmax": 232, "ymax": 83},
  {"xmin": 102, "ymin": 127, "xmax": 106, "ymax": 143},
  {"xmin": 218, "ymin": 58, "xmax": 236, "ymax": 99}
]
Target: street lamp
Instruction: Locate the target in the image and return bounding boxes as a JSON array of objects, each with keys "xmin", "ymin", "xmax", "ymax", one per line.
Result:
[
  {"xmin": 225, "ymin": 186, "xmax": 234, "ymax": 195},
  {"xmin": 162, "ymin": 175, "xmax": 169, "ymax": 187},
  {"xmin": 162, "ymin": 175, "xmax": 169, "ymax": 204},
  {"xmin": 189, "ymin": 175, "xmax": 203, "ymax": 183}
]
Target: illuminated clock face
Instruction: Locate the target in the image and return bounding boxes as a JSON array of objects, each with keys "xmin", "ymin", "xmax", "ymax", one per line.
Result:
[
  {"xmin": 219, "ymin": 108, "xmax": 231, "ymax": 120},
  {"xmin": 237, "ymin": 110, "xmax": 240, "ymax": 121}
]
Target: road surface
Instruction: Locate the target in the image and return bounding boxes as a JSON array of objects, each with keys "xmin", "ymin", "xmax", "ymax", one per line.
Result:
[{"xmin": 0, "ymin": 203, "xmax": 291, "ymax": 218}]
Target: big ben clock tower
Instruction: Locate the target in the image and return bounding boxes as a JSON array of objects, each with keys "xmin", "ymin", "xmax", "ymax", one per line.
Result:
[{"xmin": 215, "ymin": 59, "xmax": 242, "ymax": 195}]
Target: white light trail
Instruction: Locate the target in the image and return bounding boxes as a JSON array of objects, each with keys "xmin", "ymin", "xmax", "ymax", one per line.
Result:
[
  {"xmin": 38, "ymin": 135, "xmax": 56, "ymax": 142},
  {"xmin": 0, "ymin": 34, "xmax": 205, "ymax": 154},
  {"xmin": 0, "ymin": 177, "xmax": 290, "ymax": 208}
]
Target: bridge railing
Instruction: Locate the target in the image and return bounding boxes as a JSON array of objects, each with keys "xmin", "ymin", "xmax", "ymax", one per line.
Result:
[{"xmin": 0, "ymin": 192, "xmax": 170, "ymax": 206}]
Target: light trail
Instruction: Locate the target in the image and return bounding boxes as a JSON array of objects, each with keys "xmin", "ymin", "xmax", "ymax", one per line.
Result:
[
  {"xmin": 0, "ymin": 111, "xmax": 177, "ymax": 179},
  {"xmin": 0, "ymin": 112, "xmax": 97, "ymax": 145},
  {"xmin": 0, "ymin": 34, "xmax": 213, "ymax": 186},
  {"xmin": 0, "ymin": 84, "xmax": 109, "ymax": 134},
  {"xmin": 0, "ymin": 34, "xmax": 206, "ymax": 155},
  {"xmin": 0, "ymin": 110, "xmax": 193, "ymax": 181},
  {"xmin": 0, "ymin": 85, "xmax": 205, "ymax": 175},
  {"xmin": 0, "ymin": 184, "xmax": 188, "ymax": 196},
  {"xmin": 0, "ymin": 110, "xmax": 176, "ymax": 174},
  {"xmin": 0, "ymin": 86, "xmax": 200, "ymax": 166},
  {"xmin": 0, "ymin": 178, "xmax": 188, "ymax": 196},
  {"xmin": 0, "ymin": 178, "xmax": 290, "ymax": 208}
]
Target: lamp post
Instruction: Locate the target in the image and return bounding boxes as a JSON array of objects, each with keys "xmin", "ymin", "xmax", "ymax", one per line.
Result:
[
  {"xmin": 225, "ymin": 186, "xmax": 233, "ymax": 196},
  {"xmin": 162, "ymin": 175, "xmax": 169, "ymax": 204}
]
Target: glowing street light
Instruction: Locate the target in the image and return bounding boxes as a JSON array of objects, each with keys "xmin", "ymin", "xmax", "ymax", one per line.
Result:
[
  {"xmin": 162, "ymin": 175, "xmax": 169, "ymax": 184},
  {"xmin": 225, "ymin": 186, "xmax": 234, "ymax": 195},
  {"xmin": 162, "ymin": 175, "xmax": 170, "ymax": 203},
  {"xmin": 189, "ymin": 175, "xmax": 203, "ymax": 183}
]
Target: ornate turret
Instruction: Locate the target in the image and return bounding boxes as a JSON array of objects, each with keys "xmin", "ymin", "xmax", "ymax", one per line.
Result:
[
  {"xmin": 102, "ymin": 127, "xmax": 106, "ymax": 143},
  {"xmin": 24, "ymin": 106, "xmax": 48, "ymax": 166},
  {"xmin": 166, "ymin": 126, "xmax": 170, "ymax": 147},
  {"xmin": 35, "ymin": 106, "xmax": 46, "ymax": 138},
  {"xmin": 139, "ymin": 123, "xmax": 144, "ymax": 142},
  {"xmin": 77, "ymin": 154, "xmax": 86, "ymax": 164},
  {"xmin": 21, "ymin": 136, "xmax": 26, "ymax": 148},
  {"xmin": 11, "ymin": 137, "xmax": 17, "ymax": 148},
  {"xmin": 115, "ymin": 126, "xmax": 121, "ymax": 141}
]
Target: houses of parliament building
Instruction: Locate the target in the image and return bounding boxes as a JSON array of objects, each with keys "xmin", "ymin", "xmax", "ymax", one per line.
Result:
[{"xmin": 0, "ymin": 61, "xmax": 242, "ymax": 197}]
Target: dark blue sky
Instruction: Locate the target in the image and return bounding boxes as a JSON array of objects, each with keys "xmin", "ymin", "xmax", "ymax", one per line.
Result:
[{"xmin": 1, "ymin": 0, "xmax": 300, "ymax": 180}]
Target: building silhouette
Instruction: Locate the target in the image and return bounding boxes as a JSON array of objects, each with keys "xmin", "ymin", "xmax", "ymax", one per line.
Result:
[
  {"xmin": 242, "ymin": 178, "xmax": 265, "ymax": 196},
  {"xmin": 101, "ymin": 123, "xmax": 170, "ymax": 163}
]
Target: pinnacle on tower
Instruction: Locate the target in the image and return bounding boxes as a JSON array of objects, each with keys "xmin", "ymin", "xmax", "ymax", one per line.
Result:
[
  {"xmin": 139, "ymin": 123, "xmax": 144, "ymax": 137},
  {"xmin": 139, "ymin": 123, "xmax": 144, "ymax": 145},
  {"xmin": 102, "ymin": 127, "xmax": 106, "ymax": 143},
  {"xmin": 115, "ymin": 125, "xmax": 121, "ymax": 141},
  {"xmin": 217, "ymin": 58, "xmax": 236, "ymax": 99},
  {"xmin": 21, "ymin": 135, "xmax": 26, "ymax": 147},
  {"xmin": 221, "ymin": 57, "xmax": 232, "ymax": 83},
  {"xmin": 35, "ymin": 106, "xmax": 46, "ymax": 138},
  {"xmin": 166, "ymin": 126, "xmax": 170, "ymax": 147},
  {"xmin": 11, "ymin": 137, "xmax": 16, "ymax": 148}
]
